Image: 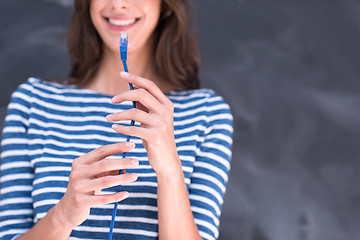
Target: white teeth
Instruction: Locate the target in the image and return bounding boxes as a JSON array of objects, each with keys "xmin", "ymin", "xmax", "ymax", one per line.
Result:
[{"xmin": 108, "ymin": 18, "xmax": 136, "ymax": 27}]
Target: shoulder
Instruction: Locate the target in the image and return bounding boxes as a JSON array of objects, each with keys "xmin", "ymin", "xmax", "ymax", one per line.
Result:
[
  {"xmin": 11, "ymin": 77, "xmax": 73, "ymax": 99},
  {"xmin": 16, "ymin": 77, "xmax": 81, "ymax": 95}
]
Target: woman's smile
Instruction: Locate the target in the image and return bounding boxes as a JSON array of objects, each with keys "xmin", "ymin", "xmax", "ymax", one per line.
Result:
[{"xmin": 104, "ymin": 17, "xmax": 140, "ymax": 31}]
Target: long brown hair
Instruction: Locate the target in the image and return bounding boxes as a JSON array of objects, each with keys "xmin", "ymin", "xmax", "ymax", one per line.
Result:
[{"xmin": 66, "ymin": 0, "xmax": 200, "ymax": 90}]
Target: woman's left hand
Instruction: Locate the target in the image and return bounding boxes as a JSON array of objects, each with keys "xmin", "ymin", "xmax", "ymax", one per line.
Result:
[{"xmin": 106, "ymin": 72, "xmax": 181, "ymax": 176}]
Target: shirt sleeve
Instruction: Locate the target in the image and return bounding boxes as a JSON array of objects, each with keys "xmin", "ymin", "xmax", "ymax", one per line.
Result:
[
  {"xmin": 0, "ymin": 81, "xmax": 35, "ymax": 240},
  {"xmin": 188, "ymin": 92, "xmax": 233, "ymax": 240}
]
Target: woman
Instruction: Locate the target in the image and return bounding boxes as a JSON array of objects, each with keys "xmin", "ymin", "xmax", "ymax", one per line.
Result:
[{"xmin": 0, "ymin": 0, "xmax": 233, "ymax": 239}]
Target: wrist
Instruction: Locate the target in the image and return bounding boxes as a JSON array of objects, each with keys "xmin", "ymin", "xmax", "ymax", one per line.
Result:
[
  {"xmin": 155, "ymin": 158, "xmax": 183, "ymax": 179},
  {"xmin": 48, "ymin": 202, "xmax": 75, "ymax": 232},
  {"xmin": 156, "ymin": 163, "xmax": 184, "ymax": 183}
]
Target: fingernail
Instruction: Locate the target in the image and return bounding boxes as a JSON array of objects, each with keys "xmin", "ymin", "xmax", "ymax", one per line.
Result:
[
  {"xmin": 131, "ymin": 173, "xmax": 138, "ymax": 180},
  {"xmin": 121, "ymin": 71, "xmax": 129, "ymax": 77},
  {"xmin": 125, "ymin": 142, "xmax": 135, "ymax": 148},
  {"xmin": 121, "ymin": 192, "xmax": 130, "ymax": 199},
  {"xmin": 112, "ymin": 96, "xmax": 118, "ymax": 102},
  {"xmin": 132, "ymin": 159, "xmax": 139, "ymax": 166},
  {"xmin": 106, "ymin": 114, "xmax": 113, "ymax": 119}
]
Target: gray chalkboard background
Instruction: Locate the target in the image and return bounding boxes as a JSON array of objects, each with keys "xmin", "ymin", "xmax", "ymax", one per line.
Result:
[{"xmin": 1, "ymin": 0, "xmax": 360, "ymax": 240}]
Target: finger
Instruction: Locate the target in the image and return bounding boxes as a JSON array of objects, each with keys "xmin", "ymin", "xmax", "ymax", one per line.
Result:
[
  {"xmin": 106, "ymin": 108, "xmax": 159, "ymax": 127},
  {"xmin": 88, "ymin": 173, "xmax": 138, "ymax": 192},
  {"xmin": 90, "ymin": 191, "xmax": 130, "ymax": 206},
  {"xmin": 85, "ymin": 158, "xmax": 139, "ymax": 178},
  {"xmin": 112, "ymin": 88, "xmax": 163, "ymax": 114},
  {"xmin": 76, "ymin": 142, "xmax": 135, "ymax": 165},
  {"xmin": 112, "ymin": 124, "xmax": 152, "ymax": 141},
  {"xmin": 94, "ymin": 169, "xmax": 121, "ymax": 179},
  {"xmin": 120, "ymin": 72, "xmax": 171, "ymax": 106}
]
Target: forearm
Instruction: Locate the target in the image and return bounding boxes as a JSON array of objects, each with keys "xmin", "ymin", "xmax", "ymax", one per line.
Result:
[
  {"xmin": 17, "ymin": 204, "xmax": 73, "ymax": 240},
  {"xmin": 157, "ymin": 165, "xmax": 202, "ymax": 240}
]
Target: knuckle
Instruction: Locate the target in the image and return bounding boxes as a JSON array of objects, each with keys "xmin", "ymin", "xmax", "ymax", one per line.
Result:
[
  {"xmin": 160, "ymin": 122, "xmax": 168, "ymax": 131},
  {"xmin": 137, "ymin": 89, "xmax": 147, "ymax": 98},
  {"xmin": 72, "ymin": 182, "xmax": 82, "ymax": 193},
  {"xmin": 100, "ymin": 177, "xmax": 111, "ymax": 187},
  {"xmin": 96, "ymin": 145, "xmax": 108, "ymax": 158},
  {"xmin": 145, "ymin": 80, "xmax": 155, "ymax": 89},
  {"xmin": 167, "ymin": 101, "xmax": 174, "ymax": 110},
  {"xmin": 71, "ymin": 157, "xmax": 80, "ymax": 169},
  {"xmin": 129, "ymin": 108, "xmax": 138, "ymax": 116},
  {"xmin": 73, "ymin": 195, "xmax": 84, "ymax": 208},
  {"xmin": 69, "ymin": 172, "xmax": 77, "ymax": 182},
  {"xmin": 99, "ymin": 159, "xmax": 111, "ymax": 171}
]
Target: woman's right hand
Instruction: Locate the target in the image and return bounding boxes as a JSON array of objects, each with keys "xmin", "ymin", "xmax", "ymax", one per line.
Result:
[{"xmin": 55, "ymin": 142, "xmax": 138, "ymax": 228}]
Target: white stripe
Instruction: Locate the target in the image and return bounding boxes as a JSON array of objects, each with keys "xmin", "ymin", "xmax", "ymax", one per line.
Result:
[
  {"xmin": 0, "ymin": 209, "xmax": 33, "ymax": 217},
  {"xmin": 173, "ymin": 97, "xmax": 226, "ymax": 109},
  {"xmin": 33, "ymin": 199, "xmax": 59, "ymax": 208},
  {"xmin": 16, "ymin": 90, "xmax": 228, "ymax": 118},
  {"xmin": 69, "ymin": 237, "xmax": 98, "ymax": 240},
  {"xmin": 27, "ymin": 122, "xmax": 205, "ymax": 140},
  {"xmin": 24, "ymin": 79, "xmax": 113, "ymax": 103},
  {"xmin": 189, "ymin": 195, "xmax": 220, "ymax": 216},
  {"xmin": 176, "ymin": 103, "xmax": 229, "ymax": 115},
  {"xmin": 28, "ymin": 105, "xmax": 213, "ymax": 128},
  {"xmin": 73, "ymin": 225, "xmax": 158, "ymax": 237},
  {"xmin": 195, "ymin": 218, "xmax": 218, "ymax": 238},
  {"xmin": 30, "ymin": 118, "xmax": 116, "ymax": 133},
  {"xmin": 0, "ymin": 174, "xmax": 33, "ymax": 183},
  {"xmin": 0, "ymin": 186, "xmax": 32, "ymax": 195},
  {"xmin": 31, "ymin": 188, "xmax": 158, "ymax": 199},
  {"xmin": 20, "ymin": 138, "xmax": 196, "ymax": 155},
  {"xmin": 1, "ymin": 161, "xmax": 31, "ymax": 171},
  {"xmin": 33, "ymin": 166, "xmax": 159, "ymax": 178},
  {"xmin": 1, "ymin": 149, "xmax": 29, "ymax": 159},
  {"xmin": 33, "ymin": 164, "xmax": 193, "ymax": 175},
  {"xmin": 168, "ymin": 91, "xmax": 215, "ymax": 100},
  {"xmin": 87, "ymin": 214, "xmax": 158, "ymax": 224},
  {"xmin": 11, "ymin": 89, "xmax": 31, "ymax": 102},
  {"xmin": 191, "ymin": 206, "xmax": 219, "ymax": 226},
  {"xmin": 194, "ymin": 161, "xmax": 228, "ymax": 183},
  {"xmin": 26, "ymin": 79, "xmax": 218, "ymax": 105},
  {"xmin": 2, "ymin": 126, "xmax": 26, "ymax": 134},
  {"xmin": 197, "ymin": 151, "xmax": 230, "ymax": 170},
  {"xmin": 0, "ymin": 229, "xmax": 27, "ymax": 239},
  {"xmin": 0, "ymin": 197, "xmax": 32, "ymax": 206},
  {"xmin": 0, "ymin": 218, "xmax": 32, "ymax": 228},
  {"xmin": 31, "ymin": 107, "xmax": 106, "ymax": 122},
  {"xmin": 4, "ymin": 114, "xmax": 29, "ymax": 127},
  {"xmin": 33, "ymin": 176, "xmax": 69, "ymax": 185},
  {"xmin": 205, "ymin": 133, "xmax": 232, "ymax": 145},
  {"xmin": 7, "ymin": 103, "xmax": 30, "ymax": 115},
  {"xmin": 190, "ymin": 183, "xmax": 223, "ymax": 205},
  {"xmin": 31, "ymin": 156, "xmax": 157, "ymax": 167},
  {"xmin": 201, "ymin": 142, "xmax": 232, "ymax": 157},
  {"xmin": 208, "ymin": 114, "xmax": 233, "ymax": 125},
  {"xmin": 34, "ymin": 166, "xmax": 71, "ymax": 173},
  {"xmin": 199, "ymin": 229, "xmax": 216, "ymax": 240},
  {"xmin": 2, "ymin": 138, "xmax": 28, "ymax": 146},
  {"xmin": 207, "ymin": 123, "xmax": 234, "ymax": 134},
  {"xmin": 128, "ymin": 192, "xmax": 157, "ymax": 199},
  {"xmin": 28, "ymin": 117, "xmax": 203, "ymax": 145},
  {"xmin": 32, "ymin": 187, "xmax": 66, "ymax": 196},
  {"xmin": 191, "ymin": 172, "xmax": 226, "ymax": 193}
]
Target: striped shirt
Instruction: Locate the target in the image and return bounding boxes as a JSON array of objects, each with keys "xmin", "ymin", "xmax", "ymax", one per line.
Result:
[{"xmin": 0, "ymin": 78, "xmax": 233, "ymax": 240}]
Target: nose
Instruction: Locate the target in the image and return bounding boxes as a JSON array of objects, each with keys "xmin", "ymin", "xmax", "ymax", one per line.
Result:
[{"xmin": 110, "ymin": 0, "xmax": 130, "ymax": 10}]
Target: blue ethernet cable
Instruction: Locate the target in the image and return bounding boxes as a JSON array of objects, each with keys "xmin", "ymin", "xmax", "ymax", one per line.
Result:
[{"xmin": 108, "ymin": 31, "xmax": 136, "ymax": 240}]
